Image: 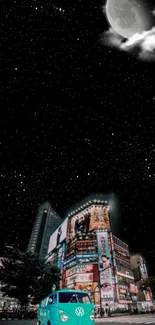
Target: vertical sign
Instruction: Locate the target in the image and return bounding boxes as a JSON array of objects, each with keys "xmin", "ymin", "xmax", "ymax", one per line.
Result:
[
  {"xmin": 97, "ymin": 231, "xmax": 110, "ymax": 271},
  {"xmin": 97, "ymin": 231, "xmax": 114, "ymax": 301}
]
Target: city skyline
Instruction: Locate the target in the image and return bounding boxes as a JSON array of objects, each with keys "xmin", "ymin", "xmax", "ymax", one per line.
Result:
[
  {"xmin": 0, "ymin": 0, "xmax": 155, "ymax": 280},
  {"xmin": 0, "ymin": 189, "xmax": 154, "ymax": 276}
]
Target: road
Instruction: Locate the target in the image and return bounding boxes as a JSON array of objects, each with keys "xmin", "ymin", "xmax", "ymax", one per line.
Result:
[
  {"xmin": 0, "ymin": 315, "xmax": 155, "ymax": 324},
  {"xmin": 96, "ymin": 314, "xmax": 155, "ymax": 324}
]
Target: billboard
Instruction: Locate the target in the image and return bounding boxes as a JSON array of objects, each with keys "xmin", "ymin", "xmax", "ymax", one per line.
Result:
[
  {"xmin": 100, "ymin": 268, "xmax": 114, "ymax": 300},
  {"xmin": 57, "ymin": 243, "xmax": 66, "ymax": 270},
  {"xmin": 75, "ymin": 282, "xmax": 98, "ymax": 293},
  {"xmin": 68, "ymin": 205, "xmax": 110, "ymax": 240},
  {"xmin": 66, "ymin": 264, "xmax": 94, "ymax": 277},
  {"xmin": 48, "ymin": 218, "xmax": 68, "ymax": 254},
  {"xmin": 97, "ymin": 231, "xmax": 114, "ymax": 301},
  {"xmin": 76, "ymin": 254, "xmax": 98, "ymax": 264},
  {"xmin": 139, "ymin": 257, "xmax": 148, "ymax": 279},
  {"xmin": 66, "ymin": 273, "xmax": 94, "ymax": 286},
  {"xmin": 97, "ymin": 231, "xmax": 111, "ymax": 271},
  {"xmin": 63, "ymin": 255, "xmax": 76, "ymax": 266},
  {"xmin": 64, "ymin": 254, "xmax": 98, "ymax": 266}
]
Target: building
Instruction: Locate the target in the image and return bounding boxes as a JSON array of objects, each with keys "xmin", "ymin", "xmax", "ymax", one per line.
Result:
[
  {"xmin": 130, "ymin": 254, "xmax": 152, "ymax": 303},
  {"xmin": 112, "ymin": 236, "xmax": 138, "ymax": 305},
  {"xmin": 46, "ymin": 195, "xmax": 137, "ymax": 311},
  {"xmin": 65, "ymin": 193, "xmax": 121, "ymax": 237},
  {"xmin": 130, "ymin": 254, "xmax": 148, "ymax": 281},
  {"xmin": 27, "ymin": 201, "xmax": 62, "ymax": 259}
]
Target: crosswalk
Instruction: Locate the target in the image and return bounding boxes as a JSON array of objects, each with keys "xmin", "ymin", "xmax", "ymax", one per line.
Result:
[{"xmin": 96, "ymin": 315, "xmax": 155, "ymax": 324}]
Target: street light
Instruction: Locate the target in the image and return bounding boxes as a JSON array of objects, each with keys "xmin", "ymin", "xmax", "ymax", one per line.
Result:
[{"xmin": 92, "ymin": 282, "xmax": 102, "ymax": 317}]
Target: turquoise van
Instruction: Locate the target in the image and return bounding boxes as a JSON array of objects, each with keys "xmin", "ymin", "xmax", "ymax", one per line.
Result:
[{"xmin": 37, "ymin": 289, "xmax": 95, "ymax": 325}]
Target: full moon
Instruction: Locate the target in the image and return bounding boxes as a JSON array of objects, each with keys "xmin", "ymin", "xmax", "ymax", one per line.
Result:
[{"xmin": 105, "ymin": 0, "xmax": 152, "ymax": 39}]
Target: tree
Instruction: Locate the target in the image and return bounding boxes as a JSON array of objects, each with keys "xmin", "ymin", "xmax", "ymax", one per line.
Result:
[
  {"xmin": 31, "ymin": 263, "xmax": 61, "ymax": 304},
  {"xmin": 0, "ymin": 250, "xmax": 60, "ymax": 310}
]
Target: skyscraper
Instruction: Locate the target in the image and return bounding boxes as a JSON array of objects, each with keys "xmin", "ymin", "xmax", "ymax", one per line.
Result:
[{"xmin": 27, "ymin": 201, "xmax": 62, "ymax": 259}]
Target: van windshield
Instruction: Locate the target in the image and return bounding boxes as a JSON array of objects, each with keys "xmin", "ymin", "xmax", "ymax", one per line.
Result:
[{"xmin": 59, "ymin": 292, "xmax": 91, "ymax": 304}]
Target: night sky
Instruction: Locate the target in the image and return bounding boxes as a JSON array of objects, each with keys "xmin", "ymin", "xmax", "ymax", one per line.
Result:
[{"xmin": 1, "ymin": 1, "xmax": 155, "ymax": 275}]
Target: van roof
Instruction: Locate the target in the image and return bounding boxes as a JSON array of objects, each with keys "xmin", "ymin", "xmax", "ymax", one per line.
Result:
[
  {"xmin": 41, "ymin": 289, "xmax": 90, "ymax": 301},
  {"xmin": 52, "ymin": 289, "xmax": 89, "ymax": 294}
]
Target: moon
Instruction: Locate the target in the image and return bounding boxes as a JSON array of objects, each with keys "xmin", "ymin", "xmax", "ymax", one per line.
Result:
[{"xmin": 105, "ymin": 0, "xmax": 152, "ymax": 39}]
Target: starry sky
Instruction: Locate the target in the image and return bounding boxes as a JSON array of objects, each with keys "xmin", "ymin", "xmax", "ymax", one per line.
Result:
[{"xmin": 1, "ymin": 0, "xmax": 155, "ymax": 275}]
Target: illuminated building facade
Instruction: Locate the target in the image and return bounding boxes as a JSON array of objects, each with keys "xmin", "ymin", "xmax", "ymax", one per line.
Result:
[
  {"xmin": 46, "ymin": 195, "xmax": 138, "ymax": 310},
  {"xmin": 112, "ymin": 236, "xmax": 138, "ymax": 305},
  {"xmin": 130, "ymin": 254, "xmax": 148, "ymax": 281},
  {"xmin": 27, "ymin": 201, "xmax": 62, "ymax": 259},
  {"xmin": 130, "ymin": 254, "xmax": 152, "ymax": 302}
]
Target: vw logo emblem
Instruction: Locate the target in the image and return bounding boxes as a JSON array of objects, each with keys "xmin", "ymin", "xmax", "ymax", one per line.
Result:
[{"xmin": 75, "ymin": 307, "xmax": 84, "ymax": 317}]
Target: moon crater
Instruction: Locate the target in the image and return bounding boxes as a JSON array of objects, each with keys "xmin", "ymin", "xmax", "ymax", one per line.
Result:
[{"xmin": 105, "ymin": 0, "xmax": 152, "ymax": 39}]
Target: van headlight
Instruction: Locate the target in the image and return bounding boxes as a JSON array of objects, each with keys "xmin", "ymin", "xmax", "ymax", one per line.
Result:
[
  {"xmin": 90, "ymin": 315, "xmax": 94, "ymax": 320},
  {"xmin": 61, "ymin": 315, "xmax": 69, "ymax": 322}
]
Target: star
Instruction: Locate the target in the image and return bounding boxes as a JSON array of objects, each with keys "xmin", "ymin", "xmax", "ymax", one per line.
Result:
[{"xmin": 0, "ymin": 0, "xmax": 154, "ymax": 276}]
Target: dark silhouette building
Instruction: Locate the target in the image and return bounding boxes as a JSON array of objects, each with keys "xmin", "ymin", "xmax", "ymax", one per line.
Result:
[{"xmin": 27, "ymin": 201, "xmax": 62, "ymax": 259}]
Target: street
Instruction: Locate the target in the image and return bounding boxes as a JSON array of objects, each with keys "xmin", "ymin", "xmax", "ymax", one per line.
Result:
[
  {"xmin": 95, "ymin": 314, "xmax": 155, "ymax": 324},
  {"xmin": 0, "ymin": 315, "xmax": 155, "ymax": 325},
  {"xmin": 0, "ymin": 321, "xmax": 36, "ymax": 325}
]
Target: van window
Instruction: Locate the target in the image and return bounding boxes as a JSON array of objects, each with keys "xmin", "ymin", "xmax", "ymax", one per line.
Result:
[
  {"xmin": 77, "ymin": 293, "xmax": 91, "ymax": 304},
  {"xmin": 59, "ymin": 292, "xmax": 91, "ymax": 304},
  {"xmin": 48, "ymin": 294, "xmax": 57, "ymax": 304},
  {"xmin": 41, "ymin": 297, "xmax": 49, "ymax": 307}
]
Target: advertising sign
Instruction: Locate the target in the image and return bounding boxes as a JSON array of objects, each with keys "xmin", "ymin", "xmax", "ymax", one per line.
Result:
[
  {"xmin": 57, "ymin": 243, "xmax": 66, "ymax": 271},
  {"xmin": 97, "ymin": 231, "xmax": 114, "ymax": 301},
  {"xmin": 66, "ymin": 264, "xmax": 94, "ymax": 277},
  {"xmin": 64, "ymin": 260, "xmax": 76, "ymax": 269},
  {"xmin": 75, "ymin": 282, "xmax": 98, "ymax": 293},
  {"xmin": 77, "ymin": 254, "xmax": 98, "ymax": 264},
  {"xmin": 68, "ymin": 206, "xmax": 110, "ymax": 240},
  {"xmin": 130, "ymin": 284, "xmax": 138, "ymax": 294},
  {"xmin": 57, "ymin": 246, "xmax": 64, "ymax": 270},
  {"xmin": 77, "ymin": 254, "xmax": 98, "ymax": 259},
  {"xmin": 97, "ymin": 231, "xmax": 111, "ymax": 271},
  {"xmin": 63, "ymin": 255, "xmax": 76, "ymax": 266},
  {"xmin": 139, "ymin": 258, "xmax": 148, "ymax": 279},
  {"xmin": 119, "ymin": 289, "xmax": 126, "ymax": 294},
  {"xmin": 66, "ymin": 273, "xmax": 94, "ymax": 286},
  {"xmin": 62, "ymin": 243, "xmax": 66, "ymax": 260},
  {"xmin": 100, "ymin": 267, "xmax": 114, "ymax": 300},
  {"xmin": 77, "ymin": 240, "xmax": 95, "ymax": 246},
  {"xmin": 76, "ymin": 240, "xmax": 97, "ymax": 254},
  {"xmin": 48, "ymin": 218, "xmax": 68, "ymax": 254}
]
